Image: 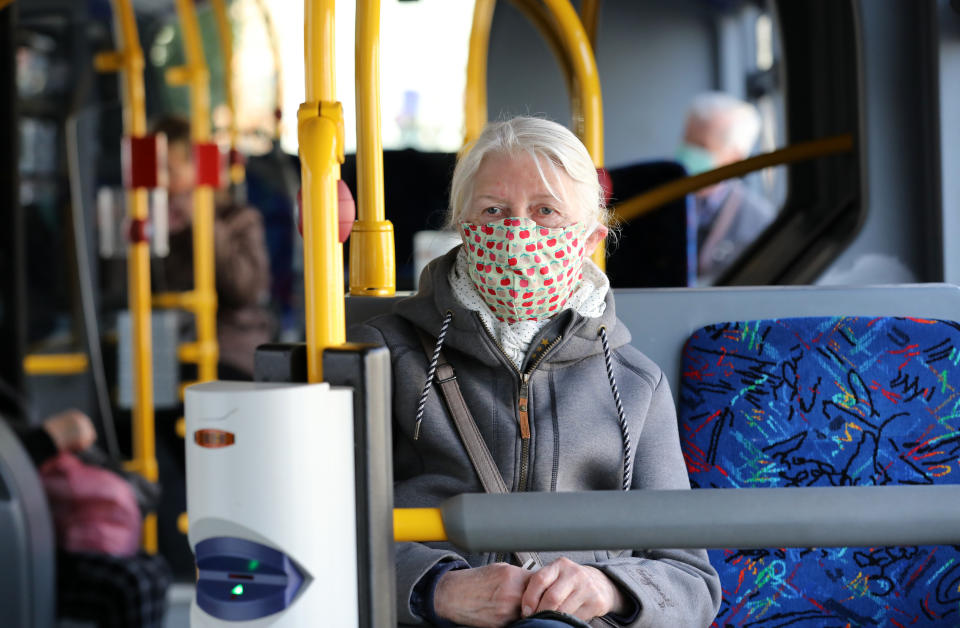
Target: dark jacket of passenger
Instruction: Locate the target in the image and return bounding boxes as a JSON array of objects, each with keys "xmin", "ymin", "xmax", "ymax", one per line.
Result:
[
  {"xmin": 696, "ymin": 179, "xmax": 775, "ymax": 280},
  {"xmin": 348, "ymin": 247, "xmax": 722, "ymax": 627}
]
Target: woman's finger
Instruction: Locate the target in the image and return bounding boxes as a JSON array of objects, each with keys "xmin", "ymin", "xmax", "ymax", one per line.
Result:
[
  {"xmin": 520, "ymin": 561, "xmax": 560, "ymax": 616},
  {"xmin": 558, "ymin": 588, "xmax": 594, "ymax": 619},
  {"xmin": 535, "ymin": 574, "xmax": 578, "ymax": 614}
]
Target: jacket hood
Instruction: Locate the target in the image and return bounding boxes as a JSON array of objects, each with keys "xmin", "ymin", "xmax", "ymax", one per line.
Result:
[{"xmin": 394, "ymin": 245, "xmax": 631, "ymax": 367}]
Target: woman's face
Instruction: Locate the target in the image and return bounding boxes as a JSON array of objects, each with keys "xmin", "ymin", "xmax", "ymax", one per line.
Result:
[{"xmin": 464, "ymin": 151, "xmax": 607, "ymax": 254}]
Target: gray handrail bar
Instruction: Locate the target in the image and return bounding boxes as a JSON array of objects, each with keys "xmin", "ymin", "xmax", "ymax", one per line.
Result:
[{"xmin": 440, "ymin": 486, "xmax": 960, "ymax": 551}]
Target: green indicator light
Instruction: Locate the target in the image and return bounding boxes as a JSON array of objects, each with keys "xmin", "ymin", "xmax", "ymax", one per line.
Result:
[
  {"xmin": 247, "ymin": 560, "xmax": 259, "ymax": 571},
  {"xmin": 231, "ymin": 584, "xmax": 244, "ymax": 596}
]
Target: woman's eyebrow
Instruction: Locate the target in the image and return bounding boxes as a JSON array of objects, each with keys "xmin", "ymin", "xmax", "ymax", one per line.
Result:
[
  {"xmin": 474, "ymin": 194, "xmax": 508, "ymax": 204},
  {"xmin": 528, "ymin": 194, "xmax": 566, "ymax": 206}
]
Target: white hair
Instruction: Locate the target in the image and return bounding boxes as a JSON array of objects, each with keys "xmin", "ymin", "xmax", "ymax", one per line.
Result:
[
  {"xmin": 686, "ymin": 92, "xmax": 762, "ymax": 157},
  {"xmin": 447, "ymin": 116, "xmax": 607, "ymax": 229}
]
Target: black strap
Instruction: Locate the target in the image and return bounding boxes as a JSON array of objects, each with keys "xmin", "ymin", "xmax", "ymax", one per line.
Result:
[{"xmin": 416, "ymin": 329, "xmax": 542, "ymax": 570}]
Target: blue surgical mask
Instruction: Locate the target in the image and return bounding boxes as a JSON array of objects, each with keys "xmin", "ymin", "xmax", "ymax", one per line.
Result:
[{"xmin": 675, "ymin": 143, "xmax": 715, "ymax": 176}]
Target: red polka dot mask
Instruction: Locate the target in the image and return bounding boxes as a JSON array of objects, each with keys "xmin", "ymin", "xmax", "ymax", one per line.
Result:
[{"xmin": 460, "ymin": 217, "xmax": 590, "ymax": 323}]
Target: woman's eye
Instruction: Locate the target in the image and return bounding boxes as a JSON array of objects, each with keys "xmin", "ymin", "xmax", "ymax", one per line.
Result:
[
  {"xmin": 483, "ymin": 207, "xmax": 502, "ymax": 216},
  {"xmin": 538, "ymin": 207, "xmax": 555, "ymax": 216}
]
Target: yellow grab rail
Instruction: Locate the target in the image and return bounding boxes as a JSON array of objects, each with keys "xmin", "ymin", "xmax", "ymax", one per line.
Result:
[
  {"xmin": 23, "ymin": 353, "xmax": 89, "ymax": 376},
  {"xmin": 351, "ymin": 0, "xmax": 395, "ymax": 296},
  {"xmin": 464, "ymin": 0, "xmax": 496, "ymax": 147},
  {"xmin": 211, "ymin": 0, "xmax": 244, "ymax": 184},
  {"xmin": 152, "ymin": 289, "xmax": 216, "ymax": 311},
  {"xmin": 169, "ymin": 0, "xmax": 219, "ymax": 384},
  {"xmin": 509, "ymin": 0, "xmax": 574, "ymax": 98},
  {"xmin": 575, "ymin": 0, "xmax": 600, "ymax": 141},
  {"xmin": 394, "ymin": 508, "xmax": 447, "ymax": 543},
  {"xmin": 95, "ymin": 0, "xmax": 158, "ymax": 553},
  {"xmin": 306, "ymin": 0, "xmax": 336, "ymax": 100},
  {"xmin": 539, "ymin": 0, "xmax": 603, "ymax": 170},
  {"xmin": 538, "ymin": 0, "xmax": 605, "ymax": 269},
  {"xmin": 579, "ymin": 0, "xmax": 601, "ymax": 49},
  {"xmin": 300, "ymin": 0, "xmax": 346, "ymax": 383},
  {"xmin": 509, "ymin": 0, "xmax": 581, "ymax": 156},
  {"xmin": 614, "ymin": 134, "xmax": 856, "ymax": 223}
]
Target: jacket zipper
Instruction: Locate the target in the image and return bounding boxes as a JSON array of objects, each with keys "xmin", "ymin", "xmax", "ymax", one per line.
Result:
[
  {"xmin": 475, "ymin": 314, "xmax": 562, "ymax": 492},
  {"xmin": 517, "ymin": 374, "xmax": 532, "ymax": 492},
  {"xmin": 476, "ymin": 315, "xmax": 562, "ymax": 564},
  {"xmin": 516, "ymin": 336, "xmax": 562, "ymax": 491}
]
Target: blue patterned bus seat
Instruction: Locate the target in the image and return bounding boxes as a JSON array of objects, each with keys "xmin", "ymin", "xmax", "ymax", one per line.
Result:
[{"xmin": 678, "ymin": 316, "xmax": 960, "ymax": 627}]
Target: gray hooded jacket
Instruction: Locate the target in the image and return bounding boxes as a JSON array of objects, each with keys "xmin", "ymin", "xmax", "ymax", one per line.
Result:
[{"xmin": 348, "ymin": 247, "xmax": 721, "ymax": 627}]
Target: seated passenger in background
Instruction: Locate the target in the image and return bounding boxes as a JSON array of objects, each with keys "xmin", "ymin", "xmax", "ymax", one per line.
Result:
[
  {"xmin": 350, "ymin": 117, "xmax": 720, "ymax": 627},
  {"xmin": 8, "ymin": 409, "xmax": 171, "ymax": 627},
  {"xmin": 676, "ymin": 92, "xmax": 775, "ymax": 282},
  {"xmin": 12, "ymin": 408, "xmax": 98, "ymax": 465},
  {"xmin": 151, "ymin": 115, "xmax": 274, "ymax": 380}
]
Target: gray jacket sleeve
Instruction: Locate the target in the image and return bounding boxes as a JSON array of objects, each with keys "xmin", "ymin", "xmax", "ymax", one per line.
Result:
[
  {"xmin": 395, "ymin": 543, "xmax": 467, "ymax": 625},
  {"xmin": 348, "ymin": 321, "xmax": 468, "ymax": 625},
  {"xmin": 586, "ymin": 371, "xmax": 722, "ymax": 627}
]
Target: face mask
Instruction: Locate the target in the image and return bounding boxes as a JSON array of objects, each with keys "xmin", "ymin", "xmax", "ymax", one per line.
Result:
[
  {"xmin": 460, "ymin": 217, "xmax": 590, "ymax": 323},
  {"xmin": 675, "ymin": 143, "xmax": 716, "ymax": 176}
]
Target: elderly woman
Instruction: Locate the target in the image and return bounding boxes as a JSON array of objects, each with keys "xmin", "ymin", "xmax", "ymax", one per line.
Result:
[{"xmin": 349, "ymin": 117, "xmax": 721, "ymax": 628}]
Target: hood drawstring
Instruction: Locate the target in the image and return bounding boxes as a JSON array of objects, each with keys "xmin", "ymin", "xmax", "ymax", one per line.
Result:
[
  {"xmin": 413, "ymin": 310, "xmax": 455, "ymax": 440},
  {"xmin": 413, "ymin": 313, "xmax": 632, "ymax": 490},
  {"xmin": 598, "ymin": 325, "xmax": 633, "ymax": 491}
]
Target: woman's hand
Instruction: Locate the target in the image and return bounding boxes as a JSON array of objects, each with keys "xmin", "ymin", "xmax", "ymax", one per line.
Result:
[
  {"xmin": 520, "ymin": 557, "xmax": 628, "ymax": 621},
  {"xmin": 434, "ymin": 563, "xmax": 533, "ymax": 627},
  {"xmin": 42, "ymin": 409, "xmax": 97, "ymax": 453}
]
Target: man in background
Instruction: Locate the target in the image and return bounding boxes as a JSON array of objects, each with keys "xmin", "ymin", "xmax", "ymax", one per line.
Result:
[{"xmin": 676, "ymin": 92, "xmax": 775, "ymax": 282}]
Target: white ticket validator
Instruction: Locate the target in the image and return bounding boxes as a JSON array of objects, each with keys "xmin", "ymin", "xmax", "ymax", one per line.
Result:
[{"xmin": 185, "ymin": 381, "xmax": 358, "ymax": 627}]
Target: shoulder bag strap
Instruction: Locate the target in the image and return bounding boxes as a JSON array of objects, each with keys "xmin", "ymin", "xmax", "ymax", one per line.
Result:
[{"xmin": 416, "ymin": 329, "xmax": 542, "ymax": 570}]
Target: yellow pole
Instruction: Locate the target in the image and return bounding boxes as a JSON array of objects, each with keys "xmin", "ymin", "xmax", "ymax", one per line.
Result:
[
  {"xmin": 509, "ymin": 0, "xmax": 577, "ymax": 129},
  {"xmin": 94, "ymin": 0, "xmax": 158, "ymax": 553},
  {"xmin": 351, "ymin": 0, "xmax": 395, "ymax": 296},
  {"xmin": 300, "ymin": 0, "xmax": 346, "ymax": 382},
  {"xmin": 539, "ymin": 0, "xmax": 604, "ymax": 269},
  {"xmin": 574, "ymin": 0, "xmax": 600, "ymax": 144},
  {"xmin": 538, "ymin": 0, "xmax": 602, "ymax": 162},
  {"xmin": 614, "ymin": 134, "xmax": 855, "ymax": 223},
  {"xmin": 306, "ymin": 0, "xmax": 336, "ymax": 99},
  {"xmin": 393, "ymin": 508, "xmax": 447, "ymax": 542},
  {"xmin": 464, "ymin": 0, "xmax": 496, "ymax": 147},
  {"xmin": 169, "ymin": 0, "xmax": 219, "ymax": 384},
  {"xmin": 579, "ymin": 0, "xmax": 601, "ymax": 49},
  {"xmin": 254, "ymin": 0, "xmax": 284, "ymax": 141},
  {"xmin": 211, "ymin": 0, "xmax": 244, "ymax": 184}
]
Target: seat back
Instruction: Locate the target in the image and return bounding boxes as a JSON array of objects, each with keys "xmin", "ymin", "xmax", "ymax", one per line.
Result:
[
  {"xmin": 605, "ymin": 160, "xmax": 695, "ymax": 287},
  {"xmin": 0, "ymin": 419, "xmax": 56, "ymax": 628},
  {"xmin": 678, "ymin": 316, "xmax": 960, "ymax": 626}
]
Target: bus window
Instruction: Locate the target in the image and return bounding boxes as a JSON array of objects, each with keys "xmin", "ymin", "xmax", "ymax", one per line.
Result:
[
  {"xmin": 18, "ymin": 28, "xmax": 74, "ymax": 348},
  {"xmin": 268, "ymin": 0, "xmax": 475, "ymax": 155},
  {"xmin": 146, "ymin": 11, "xmax": 224, "ymax": 133}
]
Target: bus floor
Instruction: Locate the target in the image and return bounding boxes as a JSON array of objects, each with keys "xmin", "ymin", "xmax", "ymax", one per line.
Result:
[{"xmin": 163, "ymin": 583, "xmax": 193, "ymax": 627}]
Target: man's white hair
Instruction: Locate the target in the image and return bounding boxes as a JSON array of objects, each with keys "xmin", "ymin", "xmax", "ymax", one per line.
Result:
[
  {"xmin": 687, "ymin": 92, "xmax": 762, "ymax": 157},
  {"xmin": 447, "ymin": 116, "xmax": 607, "ymax": 228}
]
